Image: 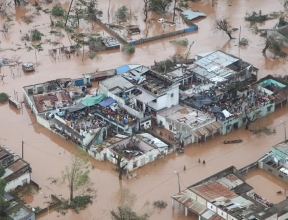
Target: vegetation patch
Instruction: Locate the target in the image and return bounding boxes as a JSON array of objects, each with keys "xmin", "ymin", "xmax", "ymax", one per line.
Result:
[
  {"xmin": 58, "ymin": 195, "xmax": 93, "ymax": 214},
  {"xmin": 115, "ymin": 6, "xmax": 129, "ymax": 21},
  {"xmin": 52, "ymin": 5, "xmax": 66, "ymax": 17},
  {"xmin": 31, "ymin": 29, "xmax": 43, "ymax": 41},
  {"xmin": 0, "ymin": 93, "xmax": 9, "ymax": 103},
  {"xmin": 153, "ymin": 200, "xmax": 168, "ymax": 209},
  {"xmin": 170, "ymin": 38, "xmax": 189, "ymax": 46},
  {"xmin": 239, "ymin": 38, "xmax": 249, "ymax": 46},
  {"xmin": 122, "ymin": 44, "xmax": 135, "ymax": 54},
  {"xmin": 245, "ymin": 10, "xmax": 279, "ymax": 24}
]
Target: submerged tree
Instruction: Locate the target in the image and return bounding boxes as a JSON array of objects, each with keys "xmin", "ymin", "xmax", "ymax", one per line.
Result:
[
  {"xmin": 215, "ymin": 18, "xmax": 234, "ymax": 39},
  {"xmin": 143, "ymin": 0, "xmax": 149, "ymax": 22},
  {"xmin": 111, "ymin": 188, "xmax": 153, "ymax": 220},
  {"xmin": 115, "ymin": 6, "xmax": 129, "ymax": 21},
  {"xmin": 148, "ymin": 0, "xmax": 172, "ymax": 14},
  {"xmin": 62, "ymin": 150, "xmax": 91, "ymax": 201},
  {"xmin": 244, "ymin": 109, "xmax": 261, "ymax": 130},
  {"xmin": 111, "ymin": 150, "xmax": 127, "ymax": 180},
  {"xmin": 262, "ymin": 37, "xmax": 287, "ymax": 58}
]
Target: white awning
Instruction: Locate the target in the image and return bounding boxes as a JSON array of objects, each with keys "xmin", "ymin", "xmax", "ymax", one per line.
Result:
[{"xmin": 222, "ymin": 109, "xmax": 233, "ymax": 118}]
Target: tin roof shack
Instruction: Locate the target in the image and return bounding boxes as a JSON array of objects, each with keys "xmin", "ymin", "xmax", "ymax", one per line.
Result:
[
  {"xmin": 5, "ymin": 192, "xmax": 35, "ymax": 220},
  {"xmin": 256, "ymin": 75, "xmax": 288, "ymax": 107},
  {"xmin": 0, "ymin": 145, "xmax": 31, "ymax": 192},
  {"xmin": 172, "ymin": 166, "xmax": 288, "ymax": 220},
  {"xmin": 126, "ymin": 25, "xmax": 141, "ymax": 35},
  {"xmin": 188, "ymin": 50, "xmax": 258, "ymax": 85},
  {"xmin": 157, "ymin": 105, "xmax": 221, "ymax": 145},
  {"xmin": 106, "ymin": 133, "xmax": 169, "ymax": 171}
]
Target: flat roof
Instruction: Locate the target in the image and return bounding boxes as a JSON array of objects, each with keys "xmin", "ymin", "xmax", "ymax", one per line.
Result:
[{"xmin": 100, "ymin": 75, "xmax": 134, "ymax": 91}]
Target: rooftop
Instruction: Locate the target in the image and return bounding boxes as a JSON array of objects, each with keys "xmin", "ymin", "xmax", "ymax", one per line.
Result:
[
  {"xmin": 181, "ymin": 9, "xmax": 206, "ymax": 21},
  {"xmin": 100, "ymin": 75, "xmax": 135, "ymax": 91},
  {"xmin": 172, "ymin": 166, "xmax": 288, "ymax": 220},
  {"xmin": 6, "ymin": 200, "xmax": 34, "ymax": 220}
]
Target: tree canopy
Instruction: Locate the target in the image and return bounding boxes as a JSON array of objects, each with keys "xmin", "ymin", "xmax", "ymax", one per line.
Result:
[{"xmin": 148, "ymin": 0, "xmax": 172, "ymax": 14}]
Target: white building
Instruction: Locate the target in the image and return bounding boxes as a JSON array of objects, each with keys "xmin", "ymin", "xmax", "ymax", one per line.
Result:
[
  {"xmin": 89, "ymin": 133, "xmax": 171, "ymax": 171},
  {"xmin": 99, "ymin": 67, "xmax": 180, "ymax": 128},
  {"xmin": 0, "ymin": 146, "xmax": 31, "ymax": 192},
  {"xmin": 157, "ymin": 105, "xmax": 222, "ymax": 145}
]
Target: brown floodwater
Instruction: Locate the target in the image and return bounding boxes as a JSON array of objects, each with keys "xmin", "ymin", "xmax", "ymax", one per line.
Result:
[{"xmin": 1, "ymin": 0, "xmax": 288, "ymax": 219}]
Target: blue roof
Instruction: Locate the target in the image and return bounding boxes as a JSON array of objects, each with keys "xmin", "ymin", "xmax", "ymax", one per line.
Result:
[
  {"xmin": 99, "ymin": 97, "xmax": 115, "ymax": 107},
  {"xmin": 116, "ymin": 65, "xmax": 131, "ymax": 74}
]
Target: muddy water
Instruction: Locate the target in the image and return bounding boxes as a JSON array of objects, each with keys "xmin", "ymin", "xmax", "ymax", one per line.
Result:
[
  {"xmin": 245, "ymin": 168, "xmax": 288, "ymax": 204},
  {"xmin": 1, "ymin": 0, "xmax": 288, "ymax": 219}
]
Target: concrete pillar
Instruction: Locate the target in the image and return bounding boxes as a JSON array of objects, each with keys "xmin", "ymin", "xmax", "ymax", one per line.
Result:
[
  {"xmin": 143, "ymin": 103, "xmax": 146, "ymax": 112},
  {"xmin": 172, "ymin": 199, "xmax": 174, "ymax": 207},
  {"xmin": 185, "ymin": 206, "xmax": 188, "ymax": 216}
]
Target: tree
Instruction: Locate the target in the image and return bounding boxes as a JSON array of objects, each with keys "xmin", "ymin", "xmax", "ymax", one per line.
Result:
[
  {"xmin": 62, "ymin": 150, "xmax": 91, "ymax": 201},
  {"xmin": 0, "ymin": 164, "xmax": 9, "ymax": 217},
  {"xmin": 148, "ymin": 0, "xmax": 172, "ymax": 14},
  {"xmin": 262, "ymin": 37, "xmax": 287, "ymax": 58},
  {"xmin": 111, "ymin": 188, "xmax": 153, "ymax": 220},
  {"xmin": 215, "ymin": 19, "xmax": 234, "ymax": 39},
  {"xmin": 111, "ymin": 150, "xmax": 127, "ymax": 180},
  {"xmin": 115, "ymin": 6, "xmax": 129, "ymax": 21},
  {"xmin": 244, "ymin": 109, "xmax": 261, "ymax": 130},
  {"xmin": 143, "ymin": 0, "xmax": 149, "ymax": 22}
]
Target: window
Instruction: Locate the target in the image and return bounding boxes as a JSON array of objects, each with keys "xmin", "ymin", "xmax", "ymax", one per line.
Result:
[
  {"xmin": 171, "ymin": 93, "xmax": 174, "ymax": 97},
  {"xmin": 22, "ymin": 179, "xmax": 27, "ymax": 184},
  {"xmin": 133, "ymin": 161, "xmax": 138, "ymax": 168},
  {"xmin": 242, "ymin": 118, "xmax": 246, "ymax": 123},
  {"xmin": 267, "ymin": 106, "xmax": 272, "ymax": 112}
]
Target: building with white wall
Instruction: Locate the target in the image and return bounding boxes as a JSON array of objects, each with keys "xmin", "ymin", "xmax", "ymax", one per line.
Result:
[
  {"xmin": 172, "ymin": 166, "xmax": 288, "ymax": 220},
  {"xmin": 89, "ymin": 133, "xmax": 171, "ymax": 171},
  {"xmin": 0, "ymin": 145, "xmax": 31, "ymax": 192}
]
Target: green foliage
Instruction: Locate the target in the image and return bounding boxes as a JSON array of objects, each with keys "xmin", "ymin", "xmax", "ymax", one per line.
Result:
[
  {"xmin": 51, "ymin": 4, "xmax": 65, "ymax": 17},
  {"xmin": 0, "ymin": 179, "xmax": 9, "ymax": 217},
  {"xmin": 115, "ymin": 6, "xmax": 129, "ymax": 20},
  {"xmin": 86, "ymin": 0, "xmax": 103, "ymax": 21},
  {"xmin": 62, "ymin": 150, "xmax": 91, "ymax": 201},
  {"xmin": 149, "ymin": 0, "xmax": 172, "ymax": 14},
  {"xmin": 153, "ymin": 200, "xmax": 168, "ymax": 209},
  {"xmin": 278, "ymin": 17, "xmax": 286, "ymax": 27},
  {"xmin": 31, "ymin": 29, "xmax": 43, "ymax": 41},
  {"xmin": 245, "ymin": 10, "xmax": 279, "ymax": 24},
  {"xmin": 122, "ymin": 44, "xmax": 135, "ymax": 54},
  {"xmin": 170, "ymin": 38, "xmax": 188, "ymax": 46},
  {"xmin": 0, "ymin": 93, "xmax": 9, "ymax": 103},
  {"xmin": 60, "ymin": 195, "xmax": 92, "ymax": 214}
]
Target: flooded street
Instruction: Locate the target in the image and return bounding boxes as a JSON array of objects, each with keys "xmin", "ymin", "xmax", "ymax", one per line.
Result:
[{"xmin": 1, "ymin": 0, "xmax": 288, "ymax": 219}]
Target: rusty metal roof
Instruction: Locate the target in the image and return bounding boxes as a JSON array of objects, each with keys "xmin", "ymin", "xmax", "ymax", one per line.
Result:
[
  {"xmin": 0, "ymin": 150, "xmax": 8, "ymax": 159},
  {"xmin": 209, "ymin": 214, "xmax": 224, "ymax": 220},
  {"xmin": 172, "ymin": 189, "xmax": 207, "ymax": 215},
  {"xmin": 191, "ymin": 182, "xmax": 239, "ymax": 201},
  {"xmin": 8, "ymin": 159, "xmax": 28, "ymax": 172}
]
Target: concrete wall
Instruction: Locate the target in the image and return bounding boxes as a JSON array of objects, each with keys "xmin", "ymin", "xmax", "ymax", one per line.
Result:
[
  {"xmin": 36, "ymin": 115, "xmax": 51, "ymax": 130},
  {"xmin": 23, "ymin": 88, "xmax": 38, "ymax": 114},
  {"xmin": 5, "ymin": 172, "xmax": 30, "ymax": 192},
  {"xmin": 262, "ymin": 162, "xmax": 288, "ymax": 183}
]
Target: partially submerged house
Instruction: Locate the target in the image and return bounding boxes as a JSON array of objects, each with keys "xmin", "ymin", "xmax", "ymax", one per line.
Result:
[
  {"xmin": 4, "ymin": 192, "xmax": 35, "ymax": 220},
  {"xmin": 0, "ymin": 145, "xmax": 32, "ymax": 192},
  {"xmin": 181, "ymin": 9, "xmax": 206, "ymax": 21},
  {"xmin": 157, "ymin": 105, "xmax": 221, "ymax": 145},
  {"xmin": 172, "ymin": 166, "xmax": 288, "ymax": 220},
  {"xmin": 93, "ymin": 133, "xmax": 170, "ymax": 171}
]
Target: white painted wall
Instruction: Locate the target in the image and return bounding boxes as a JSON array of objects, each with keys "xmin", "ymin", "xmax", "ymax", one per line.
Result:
[
  {"xmin": 217, "ymin": 208, "xmax": 228, "ymax": 219},
  {"xmin": 207, "ymin": 201, "xmax": 217, "ymax": 212},
  {"xmin": 5, "ymin": 172, "xmax": 30, "ymax": 192},
  {"xmin": 23, "ymin": 88, "xmax": 38, "ymax": 114},
  {"xmin": 36, "ymin": 115, "xmax": 51, "ymax": 130},
  {"xmin": 278, "ymin": 212, "xmax": 288, "ymax": 220}
]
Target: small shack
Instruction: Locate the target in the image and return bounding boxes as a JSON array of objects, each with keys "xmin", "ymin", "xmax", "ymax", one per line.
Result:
[{"xmin": 126, "ymin": 25, "xmax": 140, "ymax": 35}]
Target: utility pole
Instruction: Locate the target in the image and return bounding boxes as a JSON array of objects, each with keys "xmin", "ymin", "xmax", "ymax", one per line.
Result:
[
  {"xmin": 281, "ymin": 120, "xmax": 287, "ymax": 142},
  {"xmin": 177, "ymin": 172, "xmax": 180, "ymax": 193},
  {"xmin": 172, "ymin": 0, "xmax": 177, "ymax": 22},
  {"xmin": 22, "ymin": 141, "xmax": 24, "ymax": 159}
]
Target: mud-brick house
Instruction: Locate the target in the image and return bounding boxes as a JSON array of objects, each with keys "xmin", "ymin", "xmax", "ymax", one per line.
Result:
[
  {"xmin": 90, "ymin": 133, "xmax": 171, "ymax": 171},
  {"xmin": 0, "ymin": 145, "xmax": 32, "ymax": 192}
]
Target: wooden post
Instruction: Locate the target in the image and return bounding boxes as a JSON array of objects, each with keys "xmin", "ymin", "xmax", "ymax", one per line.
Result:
[{"xmin": 238, "ymin": 26, "xmax": 241, "ymax": 45}]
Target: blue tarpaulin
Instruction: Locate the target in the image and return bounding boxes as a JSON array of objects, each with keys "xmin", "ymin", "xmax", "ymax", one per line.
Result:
[
  {"xmin": 99, "ymin": 97, "xmax": 115, "ymax": 107},
  {"xmin": 75, "ymin": 79, "xmax": 84, "ymax": 86},
  {"xmin": 116, "ymin": 65, "xmax": 130, "ymax": 74}
]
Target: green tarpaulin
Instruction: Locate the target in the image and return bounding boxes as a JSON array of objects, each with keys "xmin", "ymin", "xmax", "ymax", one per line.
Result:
[{"xmin": 81, "ymin": 94, "xmax": 105, "ymax": 107}]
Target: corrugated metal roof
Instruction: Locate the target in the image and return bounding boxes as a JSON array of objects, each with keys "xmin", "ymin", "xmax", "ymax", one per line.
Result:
[
  {"xmin": 202, "ymin": 210, "xmax": 215, "ymax": 219},
  {"xmin": 191, "ymin": 182, "xmax": 239, "ymax": 201}
]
